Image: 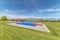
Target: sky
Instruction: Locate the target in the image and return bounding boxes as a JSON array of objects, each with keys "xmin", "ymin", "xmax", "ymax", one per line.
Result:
[{"xmin": 0, "ymin": 0, "xmax": 60, "ymax": 19}]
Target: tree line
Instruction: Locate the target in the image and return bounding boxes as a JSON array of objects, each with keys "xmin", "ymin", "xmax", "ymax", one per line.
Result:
[
  {"xmin": 0, "ymin": 16, "xmax": 60, "ymax": 22},
  {"xmin": 0, "ymin": 16, "xmax": 8, "ymax": 21}
]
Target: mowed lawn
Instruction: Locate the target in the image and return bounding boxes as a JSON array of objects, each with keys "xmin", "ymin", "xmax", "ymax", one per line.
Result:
[{"xmin": 0, "ymin": 22, "xmax": 60, "ymax": 40}]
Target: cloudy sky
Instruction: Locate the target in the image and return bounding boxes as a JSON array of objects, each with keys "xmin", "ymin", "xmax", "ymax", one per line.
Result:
[{"xmin": 0, "ymin": 0, "xmax": 60, "ymax": 19}]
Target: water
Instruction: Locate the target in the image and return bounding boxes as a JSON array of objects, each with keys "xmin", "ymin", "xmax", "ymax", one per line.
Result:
[{"xmin": 17, "ymin": 22, "xmax": 36, "ymax": 26}]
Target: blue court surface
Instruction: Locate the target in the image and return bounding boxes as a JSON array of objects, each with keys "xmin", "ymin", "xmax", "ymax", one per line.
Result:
[{"xmin": 8, "ymin": 22, "xmax": 50, "ymax": 32}]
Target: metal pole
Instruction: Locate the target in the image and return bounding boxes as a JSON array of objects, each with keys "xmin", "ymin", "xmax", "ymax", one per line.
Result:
[{"xmin": 42, "ymin": 19, "xmax": 43, "ymax": 25}]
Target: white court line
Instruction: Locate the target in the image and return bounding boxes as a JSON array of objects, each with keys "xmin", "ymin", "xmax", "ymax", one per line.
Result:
[{"xmin": 8, "ymin": 23, "xmax": 50, "ymax": 32}]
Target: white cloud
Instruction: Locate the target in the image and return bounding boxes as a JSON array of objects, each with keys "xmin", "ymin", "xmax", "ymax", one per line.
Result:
[
  {"xmin": 0, "ymin": 6, "xmax": 60, "ymax": 19},
  {"xmin": 0, "ymin": 9, "xmax": 41, "ymax": 19},
  {"xmin": 38, "ymin": 8, "xmax": 60, "ymax": 12}
]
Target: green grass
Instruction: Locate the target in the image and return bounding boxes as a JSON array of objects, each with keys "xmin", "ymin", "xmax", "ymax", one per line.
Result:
[{"xmin": 0, "ymin": 22, "xmax": 60, "ymax": 40}]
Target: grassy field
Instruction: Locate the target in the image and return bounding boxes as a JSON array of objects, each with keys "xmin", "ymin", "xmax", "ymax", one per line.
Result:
[{"xmin": 0, "ymin": 22, "xmax": 60, "ymax": 40}]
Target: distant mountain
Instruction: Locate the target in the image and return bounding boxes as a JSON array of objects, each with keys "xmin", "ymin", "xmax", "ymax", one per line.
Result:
[{"xmin": 27, "ymin": 18, "xmax": 60, "ymax": 21}]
